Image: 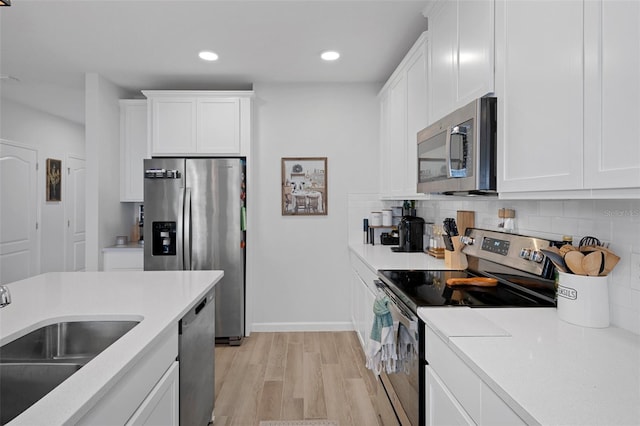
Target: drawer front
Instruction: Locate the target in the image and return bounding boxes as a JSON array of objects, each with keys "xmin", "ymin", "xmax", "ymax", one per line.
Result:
[
  {"xmin": 349, "ymin": 251, "xmax": 378, "ymax": 290},
  {"xmin": 103, "ymin": 251, "xmax": 144, "ymax": 271},
  {"xmin": 426, "ymin": 327, "xmax": 482, "ymax": 423}
]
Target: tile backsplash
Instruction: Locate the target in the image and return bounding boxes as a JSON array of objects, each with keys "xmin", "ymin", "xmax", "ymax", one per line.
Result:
[{"xmin": 348, "ymin": 194, "xmax": 640, "ymax": 335}]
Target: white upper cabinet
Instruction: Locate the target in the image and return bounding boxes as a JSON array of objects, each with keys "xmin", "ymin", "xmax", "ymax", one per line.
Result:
[
  {"xmin": 584, "ymin": 0, "xmax": 640, "ymax": 191},
  {"xmin": 497, "ymin": 0, "xmax": 640, "ymax": 197},
  {"xmin": 120, "ymin": 100, "xmax": 149, "ymax": 202},
  {"xmin": 426, "ymin": 0, "xmax": 494, "ymax": 124},
  {"xmin": 457, "ymin": 0, "xmax": 495, "ymax": 104},
  {"xmin": 149, "ymin": 96, "xmax": 197, "ymax": 155},
  {"xmin": 496, "ymin": 0, "xmax": 584, "ymax": 193},
  {"xmin": 196, "ymin": 98, "xmax": 240, "ymax": 154},
  {"xmin": 143, "ymin": 91, "xmax": 253, "ymax": 157},
  {"xmin": 378, "ymin": 32, "xmax": 429, "ymax": 199},
  {"xmin": 427, "ymin": 2, "xmax": 457, "ymax": 123}
]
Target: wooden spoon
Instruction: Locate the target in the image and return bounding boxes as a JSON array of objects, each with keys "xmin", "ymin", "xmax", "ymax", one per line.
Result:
[
  {"xmin": 564, "ymin": 250, "xmax": 586, "ymax": 275},
  {"xmin": 595, "ymin": 247, "xmax": 620, "ymax": 276},
  {"xmin": 582, "ymin": 250, "xmax": 604, "ymax": 276},
  {"xmin": 559, "ymin": 244, "xmax": 578, "ymax": 255}
]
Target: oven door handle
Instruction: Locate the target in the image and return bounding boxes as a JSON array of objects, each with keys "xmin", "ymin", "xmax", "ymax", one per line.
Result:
[{"xmin": 374, "ymin": 280, "xmax": 418, "ymax": 333}]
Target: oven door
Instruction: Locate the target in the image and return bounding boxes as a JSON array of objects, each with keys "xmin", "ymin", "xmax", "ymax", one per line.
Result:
[{"xmin": 377, "ymin": 282, "xmax": 421, "ymax": 426}]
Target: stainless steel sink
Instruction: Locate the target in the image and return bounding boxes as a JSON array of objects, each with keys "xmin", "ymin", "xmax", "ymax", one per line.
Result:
[
  {"xmin": 0, "ymin": 320, "xmax": 139, "ymax": 424},
  {"xmin": 0, "ymin": 362, "xmax": 83, "ymax": 424}
]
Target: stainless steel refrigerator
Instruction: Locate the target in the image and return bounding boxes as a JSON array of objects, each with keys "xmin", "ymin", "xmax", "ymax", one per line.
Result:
[{"xmin": 143, "ymin": 158, "xmax": 246, "ymax": 345}]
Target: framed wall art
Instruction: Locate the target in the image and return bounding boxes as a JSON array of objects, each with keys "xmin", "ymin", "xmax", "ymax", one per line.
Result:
[
  {"xmin": 46, "ymin": 158, "xmax": 62, "ymax": 202},
  {"xmin": 281, "ymin": 157, "xmax": 327, "ymax": 216}
]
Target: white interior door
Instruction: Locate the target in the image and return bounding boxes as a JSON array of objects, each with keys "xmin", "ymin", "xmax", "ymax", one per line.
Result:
[
  {"xmin": 0, "ymin": 141, "xmax": 39, "ymax": 284},
  {"xmin": 66, "ymin": 156, "xmax": 86, "ymax": 271}
]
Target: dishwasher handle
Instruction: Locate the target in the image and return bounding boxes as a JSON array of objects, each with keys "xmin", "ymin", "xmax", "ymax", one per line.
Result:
[
  {"xmin": 195, "ymin": 297, "xmax": 207, "ymax": 315},
  {"xmin": 180, "ymin": 289, "xmax": 214, "ymax": 333}
]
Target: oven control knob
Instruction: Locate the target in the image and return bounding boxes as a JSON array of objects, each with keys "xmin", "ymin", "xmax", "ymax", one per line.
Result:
[
  {"xmin": 520, "ymin": 248, "xmax": 531, "ymax": 260},
  {"xmin": 460, "ymin": 236, "xmax": 475, "ymax": 245},
  {"xmin": 531, "ymin": 250, "xmax": 544, "ymax": 263}
]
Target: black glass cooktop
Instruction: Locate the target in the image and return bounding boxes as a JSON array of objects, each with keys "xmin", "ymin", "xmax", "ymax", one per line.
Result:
[{"xmin": 377, "ymin": 269, "xmax": 556, "ymax": 312}]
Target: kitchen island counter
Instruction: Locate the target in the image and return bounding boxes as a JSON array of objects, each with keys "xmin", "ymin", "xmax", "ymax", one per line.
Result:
[
  {"xmin": 419, "ymin": 307, "xmax": 640, "ymax": 425},
  {"xmin": 0, "ymin": 270, "xmax": 223, "ymax": 425}
]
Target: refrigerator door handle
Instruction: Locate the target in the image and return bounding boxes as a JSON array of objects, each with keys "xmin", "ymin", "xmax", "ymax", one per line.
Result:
[
  {"xmin": 177, "ymin": 186, "xmax": 185, "ymax": 270},
  {"xmin": 184, "ymin": 188, "xmax": 192, "ymax": 270}
]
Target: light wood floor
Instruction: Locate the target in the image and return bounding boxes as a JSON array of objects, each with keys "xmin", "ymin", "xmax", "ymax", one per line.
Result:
[{"xmin": 213, "ymin": 331, "xmax": 400, "ymax": 426}]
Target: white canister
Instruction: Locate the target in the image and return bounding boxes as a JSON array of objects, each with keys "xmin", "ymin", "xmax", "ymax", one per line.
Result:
[
  {"xmin": 557, "ymin": 272, "xmax": 610, "ymax": 328},
  {"xmin": 369, "ymin": 211, "xmax": 382, "ymax": 227},
  {"xmin": 381, "ymin": 209, "xmax": 393, "ymax": 226}
]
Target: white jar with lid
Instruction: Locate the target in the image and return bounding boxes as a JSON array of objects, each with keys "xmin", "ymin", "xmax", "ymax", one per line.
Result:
[
  {"xmin": 369, "ymin": 211, "xmax": 382, "ymax": 227},
  {"xmin": 381, "ymin": 209, "xmax": 393, "ymax": 226}
]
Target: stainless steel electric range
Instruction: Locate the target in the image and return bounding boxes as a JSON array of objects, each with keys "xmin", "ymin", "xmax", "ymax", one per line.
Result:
[{"xmin": 375, "ymin": 228, "xmax": 559, "ymax": 426}]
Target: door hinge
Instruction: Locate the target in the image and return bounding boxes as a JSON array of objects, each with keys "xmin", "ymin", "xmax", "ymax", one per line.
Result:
[
  {"xmin": 35, "ymin": 222, "xmax": 39, "ymax": 230},
  {"xmin": 67, "ymin": 167, "xmax": 71, "ymax": 175},
  {"xmin": 68, "ymin": 220, "xmax": 70, "ymax": 227},
  {"xmin": 36, "ymin": 162, "xmax": 39, "ymax": 171}
]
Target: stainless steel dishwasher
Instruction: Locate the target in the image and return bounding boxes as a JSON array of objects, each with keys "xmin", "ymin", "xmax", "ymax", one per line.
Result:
[{"xmin": 179, "ymin": 288, "xmax": 215, "ymax": 425}]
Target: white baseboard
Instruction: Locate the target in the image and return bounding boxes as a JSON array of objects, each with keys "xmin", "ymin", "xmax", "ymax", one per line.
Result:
[{"xmin": 250, "ymin": 321, "xmax": 354, "ymax": 333}]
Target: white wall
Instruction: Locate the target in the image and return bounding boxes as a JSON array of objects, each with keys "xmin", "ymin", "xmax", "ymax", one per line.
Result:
[
  {"xmin": 349, "ymin": 195, "xmax": 640, "ymax": 335},
  {"xmin": 0, "ymin": 99, "xmax": 85, "ymax": 273},
  {"xmin": 250, "ymin": 82, "xmax": 379, "ymax": 332},
  {"xmin": 85, "ymin": 73, "xmax": 133, "ymax": 271}
]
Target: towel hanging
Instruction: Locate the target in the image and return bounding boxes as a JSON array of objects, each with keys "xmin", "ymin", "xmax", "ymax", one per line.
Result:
[{"xmin": 365, "ymin": 294, "xmax": 397, "ymax": 375}]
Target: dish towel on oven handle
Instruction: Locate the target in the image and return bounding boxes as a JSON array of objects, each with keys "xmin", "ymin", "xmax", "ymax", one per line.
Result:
[
  {"xmin": 396, "ymin": 322, "xmax": 417, "ymax": 374},
  {"xmin": 366, "ymin": 292, "xmax": 397, "ymax": 375}
]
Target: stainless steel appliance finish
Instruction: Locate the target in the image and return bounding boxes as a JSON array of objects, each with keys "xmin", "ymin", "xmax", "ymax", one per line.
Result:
[
  {"xmin": 179, "ymin": 288, "xmax": 215, "ymax": 426},
  {"xmin": 144, "ymin": 158, "xmax": 246, "ymax": 344},
  {"xmin": 417, "ymin": 97, "xmax": 497, "ymax": 195},
  {"xmin": 376, "ymin": 228, "xmax": 559, "ymax": 425},
  {"xmin": 375, "ymin": 280, "xmax": 422, "ymax": 426},
  {"xmin": 0, "ymin": 320, "xmax": 139, "ymax": 424}
]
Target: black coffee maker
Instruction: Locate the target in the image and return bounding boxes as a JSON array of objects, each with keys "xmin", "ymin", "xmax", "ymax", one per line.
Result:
[{"xmin": 392, "ymin": 216, "xmax": 425, "ymax": 252}]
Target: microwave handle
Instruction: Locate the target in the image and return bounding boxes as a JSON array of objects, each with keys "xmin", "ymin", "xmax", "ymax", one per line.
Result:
[
  {"xmin": 447, "ymin": 125, "xmax": 468, "ymax": 178},
  {"xmin": 445, "ymin": 127, "xmax": 453, "ymax": 178}
]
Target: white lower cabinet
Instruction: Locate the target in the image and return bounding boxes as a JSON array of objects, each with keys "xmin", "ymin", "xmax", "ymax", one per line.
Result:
[
  {"xmin": 127, "ymin": 361, "xmax": 179, "ymax": 426},
  {"xmin": 77, "ymin": 326, "xmax": 178, "ymax": 425},
  {"xmin": 349, "ymin": 252, "xmax": 378, "ymax": 351},
  {"xmin": 103, "ymin": 249, "xmax": 143, "ymax": 271},
  {"xmin": 425, "ymin": 326, "xmax": 526, "ymax": 425},
  {"xmin": 426, "ymin": 366, "xmax": 475, "ymax": 426},
  {"xmin": 480, "ymin": 382, "xmax": 526, "ymax": 426}
]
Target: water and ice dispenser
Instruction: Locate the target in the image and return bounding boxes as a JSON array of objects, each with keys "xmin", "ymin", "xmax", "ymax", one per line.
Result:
[{"xmin": 152, "ymin": 222, "xmax": 176, "ymax": 255}]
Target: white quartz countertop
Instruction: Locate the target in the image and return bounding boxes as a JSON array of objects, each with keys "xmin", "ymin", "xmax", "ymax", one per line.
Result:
[
  {"xmin": 0, "ymin": 270, "xmax": 223, "ymax": 425},
  {"xmin": 349, "ymin": 242, "xmax": 450, "ymax": 270},
  {"xmin": 419, "ymin": 307, "xmax": 640, "ymax": 425}
]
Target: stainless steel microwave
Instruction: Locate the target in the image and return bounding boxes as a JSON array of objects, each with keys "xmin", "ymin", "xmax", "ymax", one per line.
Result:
[{"xmin": 417, "ymin": 97, "xmax": 497, "ymax": 195}]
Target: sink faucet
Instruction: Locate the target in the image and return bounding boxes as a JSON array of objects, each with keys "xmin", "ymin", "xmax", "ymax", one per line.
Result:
[{"xmin": 0, "ymin": 285, "xmax": 11, "ymax": 308}]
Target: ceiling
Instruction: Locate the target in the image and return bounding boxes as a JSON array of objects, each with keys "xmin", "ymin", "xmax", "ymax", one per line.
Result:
[{"xmin": 0, "ymin": 0, "xmax": 429, "ymax": 124}]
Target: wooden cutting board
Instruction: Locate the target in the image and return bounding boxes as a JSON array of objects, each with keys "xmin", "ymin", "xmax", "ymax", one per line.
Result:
[{"xmin": 446, "ymin": 277, "xmax": 498, "ymax": 287}]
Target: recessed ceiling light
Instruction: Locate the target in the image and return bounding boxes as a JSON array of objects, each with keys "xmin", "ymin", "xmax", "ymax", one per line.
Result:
[
  {"xmin": 321, "ymin": 51, "xmax": 340, "ymax": 61},
  {"xmin": 198, "ymin": 51, "xmax": 219, "ymax": 61}
]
